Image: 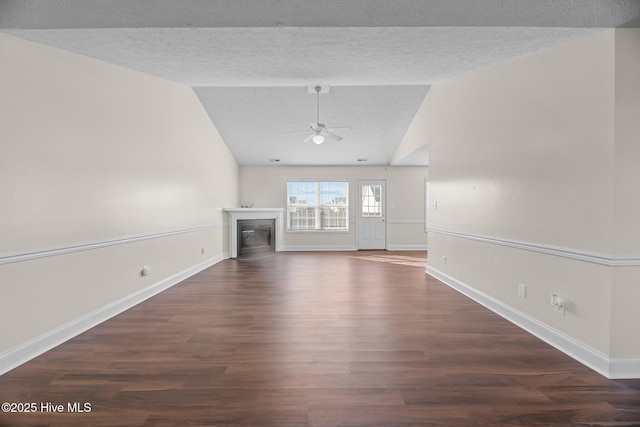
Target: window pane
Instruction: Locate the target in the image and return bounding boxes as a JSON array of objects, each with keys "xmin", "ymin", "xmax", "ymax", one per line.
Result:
[
  {"xmin": 288, "ymin": 181, "xmax": 317, "ymax": 205},
  {"xmin": 288, "ymin": 206, "xmax": 316, "ymax": 229},
  {"xmin": 320, "ymin": 181, "xmax": 348, "ymax": 205},
  {"xmin": 361, "ymin": 184, "xmax": 382, "ymax": 217},
  {"xmin": 321, "ymin": 206, "xmax": 348, "ymax": 229}
]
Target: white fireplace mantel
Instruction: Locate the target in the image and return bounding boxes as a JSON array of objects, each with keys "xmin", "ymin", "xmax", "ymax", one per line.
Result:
[{"xmin": 224, "ymin": 208, "xmax": 284, "ymax": 258}]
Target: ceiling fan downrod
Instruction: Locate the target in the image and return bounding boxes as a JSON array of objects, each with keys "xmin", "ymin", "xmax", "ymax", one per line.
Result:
[
  {"xmin": 311, "ymin": 85, "xmax": 325, "ymax": 144},
  {"xmin": 315, "ymin": 85, "xmax": 322, "ymax": 125}
]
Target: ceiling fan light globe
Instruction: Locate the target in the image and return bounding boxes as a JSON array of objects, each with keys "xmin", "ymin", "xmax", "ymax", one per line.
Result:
[{"xmin": 312, "ymin": 134, "xmax": 325, "ymax": 144}]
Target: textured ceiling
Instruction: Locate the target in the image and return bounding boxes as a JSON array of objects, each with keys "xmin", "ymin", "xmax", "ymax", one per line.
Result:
[
  {"xmin": 2, "ymin": 0, "xmax": 639, "ymax": 166},
  {"xmin": 196, "ymin": 85, "xmax": 429, "ymax": 166},
  {"xmin": 2, "ymin": 0, "xmax": 639, "ymax": 28},
  {"xmin": 0, "ymin": 27, "xmax": 607, "ymax": 87}
]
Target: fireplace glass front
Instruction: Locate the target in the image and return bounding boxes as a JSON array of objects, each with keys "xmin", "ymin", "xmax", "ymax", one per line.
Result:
[{"xmin": 237, "ymin": 219, "xmax": 275, "ymax": 258}]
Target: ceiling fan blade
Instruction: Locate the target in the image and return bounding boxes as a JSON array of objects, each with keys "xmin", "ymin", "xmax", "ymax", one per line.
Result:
[
  {"xmin": 301, "ymin": 133, "xmax": 315, "ymax": 144},
  {"xmin": 284, "ymin": 129, "xmax": 312, "ymax": 134},
  {"xmin": 326, "ymin": 125, "xmax": 352, "ymax": 131},
  {"xmin": 324, "ymin": 131, "xmax": 343, "ymax": 142}
]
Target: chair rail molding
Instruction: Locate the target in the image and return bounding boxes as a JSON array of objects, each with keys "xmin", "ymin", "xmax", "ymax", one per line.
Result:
[
  {"xmin": 427, "ymin": 228, "xmax": 640, "ymax": 267},
  {"xmin": 0, "ymin": 224, "xmax": 223, "ymax": 266}
]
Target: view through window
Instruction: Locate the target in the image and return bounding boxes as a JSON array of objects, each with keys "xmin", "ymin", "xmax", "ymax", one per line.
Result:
[
  {"xmin": 361, "ymin": 184, "xmax": 382, "ymax": 217},
  {"xmin": 287, "ymin": 180, "xmax": 349, "ymax": 230}
]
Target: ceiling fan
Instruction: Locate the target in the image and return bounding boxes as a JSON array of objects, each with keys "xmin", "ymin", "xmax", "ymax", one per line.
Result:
[{"xmin": 286, "ymin": 85, "xmax": 351, "ymax": 145}]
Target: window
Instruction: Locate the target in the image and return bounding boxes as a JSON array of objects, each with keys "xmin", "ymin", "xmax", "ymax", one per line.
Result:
[
  {"xmin": 361, "ymin": 184, "xmax": 382, "ymax": 217},
  {"xmin": 287, "ymin": 180, "xmax": 349, "ymax": 231}
]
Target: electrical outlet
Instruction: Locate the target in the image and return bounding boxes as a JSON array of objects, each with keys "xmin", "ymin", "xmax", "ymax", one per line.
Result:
[
  {"xmin": 518, "ymin": 283, "xmax": 527, "ymax": 299},
  {"xmin": 141, "ymin": 266, "xmax": 151, "ymax": 276},
  {"xmin": 443, "ymin": 256, "xmax": 447, "ymax": 264},
  {"xmin": 551, "ymin": 294, "xmax": 565, "ymax": 315}
]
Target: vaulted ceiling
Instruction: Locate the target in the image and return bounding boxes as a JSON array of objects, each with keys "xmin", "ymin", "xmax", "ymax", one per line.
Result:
[{"xmin": 2, "ymin": 0, "xmax": 639, "ymax": 166}]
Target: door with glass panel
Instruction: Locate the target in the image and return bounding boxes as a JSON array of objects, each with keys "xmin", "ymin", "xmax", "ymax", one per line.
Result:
[{"xmin": 357, "ymin": 180, "xmax": 386, "ymax": 249}]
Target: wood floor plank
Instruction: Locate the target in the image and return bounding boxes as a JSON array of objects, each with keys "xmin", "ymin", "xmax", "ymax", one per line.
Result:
[{"xmin": 1, "ymin": 251, "xmax": 640, "ymax": 426}]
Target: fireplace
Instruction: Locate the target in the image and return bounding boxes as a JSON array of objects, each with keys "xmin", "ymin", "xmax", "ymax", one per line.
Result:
[
  {"xmin": 223, "ymin": 208, "xmax": 284, "ymax": 258},
  {"xmin": 237, "ymin": 219, "xmax": 275, "ymax": 257}
]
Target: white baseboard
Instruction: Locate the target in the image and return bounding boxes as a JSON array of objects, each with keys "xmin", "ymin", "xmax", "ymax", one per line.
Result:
[
  {"xmin": 284, "ymin": 245, "xmax": 426, "ymax": 252},
  {"xmin": 386, "ymin": 244, "xmax": 427, "ymax": 251},
  {"xmin": 426, "ymin": 265, "xmax": 640, "ymax": 379},
  {"xmin": 283, "ymin": 245, "xmax": 358, "ymax": 252},
  {"xmin": 0, "ymin": 255, "xmax": 223, "ymax": 376},
  {"xmin": 608, "ymin": 357, "xmax": 640, "ymax": 379}
]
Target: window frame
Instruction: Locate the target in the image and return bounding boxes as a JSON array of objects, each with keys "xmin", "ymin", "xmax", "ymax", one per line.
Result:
[{"xmin": 286, "ymin": 179, "xmax": 350, "ymax": 232}]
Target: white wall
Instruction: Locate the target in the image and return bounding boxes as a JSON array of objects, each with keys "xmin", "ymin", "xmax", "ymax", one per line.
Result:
[
  {"xmin": 426, "ymin": 30, "xmax": 615, "ymax": 253},
  {"xmin": 0, "ymin": 33, "xmax": 238, "ymax": 372},
  {"xmin": 239, "ymin": 166, "xmax": 428, "ymax": 251},
  {"xmin": 610, "ymin": 29, "xmax": 640, "ymax": 359},
  {"xmin": 418, "ymin": 29, "xmax": 640, "ymax": 378}
]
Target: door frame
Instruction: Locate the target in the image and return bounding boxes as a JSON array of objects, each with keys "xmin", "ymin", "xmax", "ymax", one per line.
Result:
[{"xmin": 356, "ymin": 179, "xmax": 387, "ymax": 250}]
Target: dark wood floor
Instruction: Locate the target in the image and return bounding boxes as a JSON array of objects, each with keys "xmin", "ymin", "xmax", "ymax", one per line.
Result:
[{"xmin": 1, "ymin": 251, "xmax": 640, "ymax": 426}]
